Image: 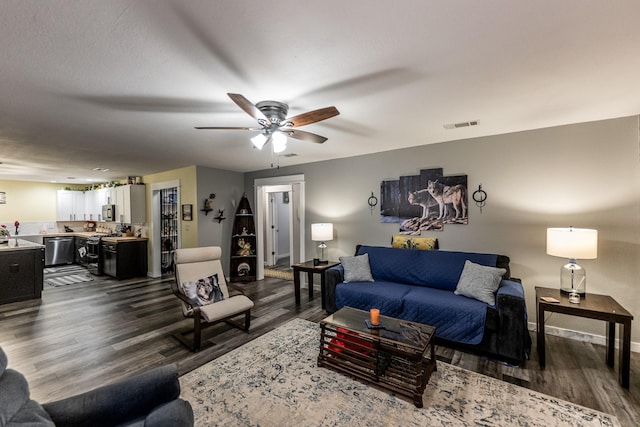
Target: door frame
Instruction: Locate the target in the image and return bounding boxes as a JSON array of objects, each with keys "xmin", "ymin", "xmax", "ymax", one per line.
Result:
[{"xmin": 255, "ymin": 175, "xmax": 305, "ymax": 280}]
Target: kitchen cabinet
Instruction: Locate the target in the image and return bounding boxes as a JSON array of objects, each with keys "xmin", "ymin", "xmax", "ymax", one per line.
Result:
[
  {"xmin": 101, "ymin": 239, "xmax": 147, "ymax": 279},
  {"xmin": 56, "ymin": 190, "xmax": 86, "ymax": 221},
  {"xmin": 0, "ymin": 244, "xmax": 45, "ymax": 305},
  {"xmin": 77, "ymin": 186, "xmax": 146, "ymax": 224},
  {"xmin": 115, "ymin": 185, "xmax": 146, "ymax": 224},
  {"xmin": 83, "ymin": 190, "xmax": 100, "ymax": 221}
]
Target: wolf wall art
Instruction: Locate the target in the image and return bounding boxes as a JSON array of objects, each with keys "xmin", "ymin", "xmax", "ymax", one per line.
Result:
[{"xmin": 380, "ymin": 168, "xmax": 468, "ymax": 234}]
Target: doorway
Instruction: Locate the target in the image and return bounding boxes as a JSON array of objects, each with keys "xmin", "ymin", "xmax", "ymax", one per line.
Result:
[
  {"xmin": 267, "ymin": 191, "xmax": 291, "ymax": 268},
  {"xmin": 255, "ymin": 175, "xmax": 305, "ymax": 280}
]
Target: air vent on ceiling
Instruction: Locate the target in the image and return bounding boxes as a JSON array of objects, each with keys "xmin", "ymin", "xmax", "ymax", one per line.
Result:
[
  {"xmin": 279, "ymin": 153, "xmax": 298, "ymax": 158},
  {"xmin": 443, "ymin": 120, "xmax": 479, "ymax": 130}
]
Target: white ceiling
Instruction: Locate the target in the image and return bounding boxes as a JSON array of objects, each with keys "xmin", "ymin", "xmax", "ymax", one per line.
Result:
[{"xmin": 2, "ymin": 1, "xmax": 640, "ymax": 183}]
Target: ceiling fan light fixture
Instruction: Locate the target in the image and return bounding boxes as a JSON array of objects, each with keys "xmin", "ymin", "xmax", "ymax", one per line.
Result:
[
  {"xmin": 272, "ymin": 132, "xmax": 287, "ymax": 153},
  {"xmin": 251, "ymin": 133, "xmax": 268, "ymax": 150}
]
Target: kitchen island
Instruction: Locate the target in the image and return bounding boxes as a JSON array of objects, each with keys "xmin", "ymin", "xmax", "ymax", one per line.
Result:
[{"xmin": 0, "ymin": 239, "xmax": 45, "ymax": 304}]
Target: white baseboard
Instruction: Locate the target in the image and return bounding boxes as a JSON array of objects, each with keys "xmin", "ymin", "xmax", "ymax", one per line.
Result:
[{"xmin": 528, "ymin": 322, "xmax": 640, "ymax": 353}]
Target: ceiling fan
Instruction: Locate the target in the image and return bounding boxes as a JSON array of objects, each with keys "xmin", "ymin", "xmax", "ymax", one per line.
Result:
[{"xmin": 195, "ymin": 93, "xmax": 339, "ymax": 152}]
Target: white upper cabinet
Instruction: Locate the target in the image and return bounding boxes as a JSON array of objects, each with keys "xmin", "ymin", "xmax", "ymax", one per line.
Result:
[
  {"xmin": 57, "ymin": 185, "xmax": 146, "ymax": 223},
  {"xmin": 56, "ymin": 190, "xmax": 86, "ymax": 221},
  {"xmin": 115, "ymin": 185, "xmax": 146, "ymax": 224}
]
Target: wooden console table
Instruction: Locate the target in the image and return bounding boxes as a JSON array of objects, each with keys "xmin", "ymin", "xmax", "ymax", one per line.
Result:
[
  {"xmin": 535, "ymin": 286, "xmax": 633, "ymax": 388},
  {"xmin": 291, "ymin": 260, "xmax": 339, "ymax": 308}
]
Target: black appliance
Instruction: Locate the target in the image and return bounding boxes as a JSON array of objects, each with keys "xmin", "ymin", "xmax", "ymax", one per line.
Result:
[
  {"xmin": 86, "ymin": 236, "xmax": 103, "ymax": 275},
  {"xmin": 102, "ymin": 241, "xmax": 117, "ymax": 277}
]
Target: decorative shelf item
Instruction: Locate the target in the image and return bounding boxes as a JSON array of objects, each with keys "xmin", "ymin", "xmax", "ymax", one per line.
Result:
[
  {"xmin": 229, "ymin": 194, "xmax": 256, "ymax": 283},
  {"xmin": 201, "ymin": 197, "xmax": 213, "ymax": 215},
  {"xmin": 214, "ymin": 209, "xmax": 226, "ymax": 223}
]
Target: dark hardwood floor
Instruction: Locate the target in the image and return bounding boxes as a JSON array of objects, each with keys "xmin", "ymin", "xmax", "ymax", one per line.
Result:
[{"xmin": 0, "ymin": 271, "xmax": 638, "ymax": 426}]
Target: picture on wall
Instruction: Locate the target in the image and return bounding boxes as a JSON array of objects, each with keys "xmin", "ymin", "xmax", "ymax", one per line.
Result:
[
  {"xmin": 380, "ymin": 167, "xmax": 468, "ymax": 234},
  {"xmin": 0, "ymin": 192, "xmax": 5, "ymax": 204}
]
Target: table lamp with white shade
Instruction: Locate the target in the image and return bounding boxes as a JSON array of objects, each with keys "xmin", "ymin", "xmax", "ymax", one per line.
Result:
[
  {"xmin": 311, "ymin": 223, "xmax": 333, "ymax": 264},
  {"xmin": 546, "ymin": 227, "xmax": 598, "ymax": 297}
]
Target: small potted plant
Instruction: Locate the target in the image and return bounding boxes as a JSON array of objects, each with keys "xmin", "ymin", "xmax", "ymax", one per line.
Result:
[{"xmin": 0, "ymin": 225, "xmax": 10, "ymax": 243}]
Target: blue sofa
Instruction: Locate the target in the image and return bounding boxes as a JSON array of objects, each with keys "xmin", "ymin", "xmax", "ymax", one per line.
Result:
[{"xmin": 325, "ymin": 245, "xmax": 531, "ymax": 364}]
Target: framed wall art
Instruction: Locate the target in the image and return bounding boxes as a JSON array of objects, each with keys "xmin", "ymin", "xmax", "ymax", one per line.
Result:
[{"xmin": 182, "ymin": 204, "xmax": 193, "ymax": 221}]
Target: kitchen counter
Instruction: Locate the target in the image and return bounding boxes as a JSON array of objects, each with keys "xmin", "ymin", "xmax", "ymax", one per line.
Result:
[
  {"xmin": 101, "ymin": 236, "xmax": 148, "ymax": 242},
  {"xmin": 33, "ymin": 232, "xmax": 148, "ymax": 241},
  {"xmin": 0, "ymin": 240, "xmax": 45, "ymax": 304},
  {"xmin": 0, "ymin": 239, "xmax": 45, "ymax": 251}
]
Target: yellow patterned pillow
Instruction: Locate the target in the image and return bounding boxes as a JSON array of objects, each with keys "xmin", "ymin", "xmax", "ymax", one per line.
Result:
[{"xmin": 391, "ymin": 235, "xmax": 438, "ymax": 251}]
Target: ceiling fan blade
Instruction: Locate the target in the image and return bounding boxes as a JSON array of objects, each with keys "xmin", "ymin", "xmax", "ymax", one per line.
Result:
[
  {"xmin": 286, "ymin": 129, "xmax": 328, "ymax": 144},
  {"xmin": 283, "ymin": 106, "xmax": 339, "ymax": 127},
  {"xmin": 195, "ymin": 126, "xmax": 262, "ymax": 130},
  {"xmin": 227, "ymin": 93, "xmax": 271, "ymax": 126}
]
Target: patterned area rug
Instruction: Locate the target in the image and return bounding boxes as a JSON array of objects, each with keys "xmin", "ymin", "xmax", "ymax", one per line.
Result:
[
  {"xmin": 45, "ymin": 265, "xmax": 94, "ymax": 287},
  {"xmin": 180, "ymin": 318, "xmax": 620, "ymax": 427},
  {"xmin": 264, "ymin": 267, "xmax": 293, "ymax": 281}
]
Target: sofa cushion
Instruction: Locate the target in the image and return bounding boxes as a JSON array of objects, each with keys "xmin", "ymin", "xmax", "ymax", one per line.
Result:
[
  {"xmin": 339, "ymin": 253, "xmax": 374, "ymax": 283},
  {"xmin": 391, "ymin": 235, "xmax": 438, "ymax": 250},
  {"xmin": 336, "ymin": 281, "xmax": 414, "ymax": 318},
  {"xmin": 454, "ymin": 260, "xmax": 506, "ymax": 306},
  {"xmin": 401, "ymin": 286, "xmax": 488, "ymax": 345},
  {"xmin": 356, "ymin": 246, "xmax": 499, "ymax": 291}
]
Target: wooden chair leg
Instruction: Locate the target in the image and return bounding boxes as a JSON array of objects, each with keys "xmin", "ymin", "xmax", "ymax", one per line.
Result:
[
  {"xmin": 193, "ymin": 313, "xmax": 202, "ymax": 352},
  {"xmin": 244, "ymin": 310, "xmax": 251, "ymax": 331}
]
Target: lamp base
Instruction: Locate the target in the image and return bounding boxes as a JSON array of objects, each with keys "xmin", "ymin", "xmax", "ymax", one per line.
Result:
[
  {"xmin": 560, "ymin": 261, "xmax": 586, "ymax": 297},
  {"xmin": 560, "ymin": 288, "xmax": 586, "ymax": 297},
  {"xmin": 317, "ymin": 260, "xmax": 329, "ymax": 265}
]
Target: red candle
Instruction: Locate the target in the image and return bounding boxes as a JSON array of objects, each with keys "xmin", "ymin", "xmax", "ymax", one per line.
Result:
[{"xmin": 370, "ymin": 308, "xmax": 380, "ymax": 326}]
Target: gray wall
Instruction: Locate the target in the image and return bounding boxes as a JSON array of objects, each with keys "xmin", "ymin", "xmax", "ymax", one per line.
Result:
[
  {"xmin": 244, "ymin": 116, "xmax": 640, "ymax": 343},
  {"xmin": 196, "ymin": 166, "xmax": 245, "ymax": 272}
]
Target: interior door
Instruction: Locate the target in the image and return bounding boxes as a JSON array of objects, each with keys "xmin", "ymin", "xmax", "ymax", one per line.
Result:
[{"xmin": 265, "ymin": 194, "xmax": 277, "ymax": 267}]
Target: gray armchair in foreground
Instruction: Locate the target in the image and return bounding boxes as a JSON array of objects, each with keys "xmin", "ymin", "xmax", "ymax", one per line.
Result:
[{"xmin": 0, "ymin": 346, "xmax": 194, "ymax": 427}]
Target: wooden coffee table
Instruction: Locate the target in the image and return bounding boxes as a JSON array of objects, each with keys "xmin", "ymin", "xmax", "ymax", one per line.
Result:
[{"xmin": 318, "ymin": 307, "xmax": 437, "ymax": 407}]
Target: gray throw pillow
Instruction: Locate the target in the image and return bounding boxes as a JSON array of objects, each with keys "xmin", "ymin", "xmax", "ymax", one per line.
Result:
[
  {"xmin": 339, "ymin": 253, "xmax": 374, "ymax": 283},
  {"xmin": 454, "ymin": 260, "xmax": 506, "ymax": 305}
]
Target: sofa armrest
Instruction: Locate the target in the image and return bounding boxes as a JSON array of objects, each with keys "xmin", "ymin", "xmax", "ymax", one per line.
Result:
[
  {"xmin": 494, "ymin": 278, "xmax": 531, "ymax": 363},
  {"xmin": 324, "ymin": 265, "xmax": 344, "ymax": 314},
  {"xmin": 43, "ymin": 364, "xmax": 183, "ymax": 427}
]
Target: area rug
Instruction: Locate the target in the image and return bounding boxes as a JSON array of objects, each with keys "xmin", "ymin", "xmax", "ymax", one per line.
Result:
[
  {"xmin": 179, "ymin": 318, "xmax": 620, "ymax": 427},
  {"xmin": 44, "ymin": 265, "xmax": 95, "ymax": 287},
  {"xmin": 264, "ymin": 267, "xmax": 293, "ymax": 281}
]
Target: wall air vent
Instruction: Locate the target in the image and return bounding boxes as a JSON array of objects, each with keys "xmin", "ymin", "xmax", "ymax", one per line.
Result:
[{"xmin": 443, "ymin": 120, "xmax": 479, "ymax": 130}]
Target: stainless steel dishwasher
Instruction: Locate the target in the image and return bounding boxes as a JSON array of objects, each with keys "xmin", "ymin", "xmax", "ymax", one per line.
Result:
[{"xmin": 44, "ymin": 236, "xmax": 75, "ymax": 266}]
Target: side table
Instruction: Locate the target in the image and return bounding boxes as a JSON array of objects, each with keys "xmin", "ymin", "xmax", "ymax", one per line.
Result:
[
  {"xmin": 291, "ymin": 260, "xmax": 339, "ymax": 309},
  {"xmin": 536, "ymin": 286, "xmax": 633, "ymax": 388}
]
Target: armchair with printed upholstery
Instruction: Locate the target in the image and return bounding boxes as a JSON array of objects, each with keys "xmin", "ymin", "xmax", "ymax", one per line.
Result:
[{"xmin": 172, "ymin": 246, "xmax": 254, "ymax": 351}]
